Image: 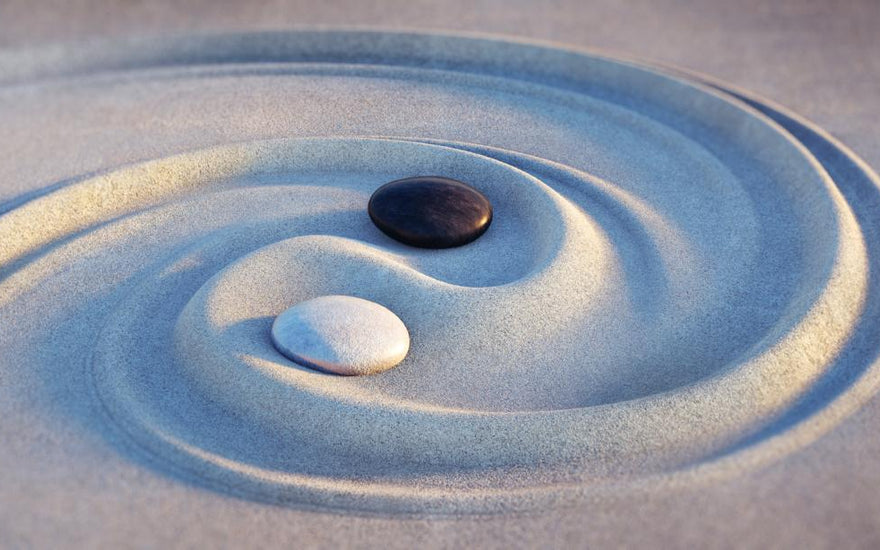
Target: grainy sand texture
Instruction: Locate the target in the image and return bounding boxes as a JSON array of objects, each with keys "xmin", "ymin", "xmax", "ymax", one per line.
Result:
[{"xmin": 2, "ymin": 7, "xmax": 880, "ymax": 547}]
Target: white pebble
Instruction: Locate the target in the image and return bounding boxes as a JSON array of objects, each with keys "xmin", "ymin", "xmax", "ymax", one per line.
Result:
[{"xmin": 271, "ymin": 295, "xmax": 410, "ymax": 375}]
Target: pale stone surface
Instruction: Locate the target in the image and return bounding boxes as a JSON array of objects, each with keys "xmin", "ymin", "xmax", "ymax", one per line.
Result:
[{"xmin": 271, "ymin": 295, "xmax": 409, "ymax": 375}]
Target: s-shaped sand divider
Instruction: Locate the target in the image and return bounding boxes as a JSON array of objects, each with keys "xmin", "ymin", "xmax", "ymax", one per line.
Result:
[{"xmin": 0, "ymin": 30, "xmax": 878, "ymax": 514}]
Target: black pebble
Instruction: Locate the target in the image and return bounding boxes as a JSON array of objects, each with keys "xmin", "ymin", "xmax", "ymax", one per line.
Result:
[{"xmin": 368, "ymin": 176, "xmax": 493, "ymax": 249}]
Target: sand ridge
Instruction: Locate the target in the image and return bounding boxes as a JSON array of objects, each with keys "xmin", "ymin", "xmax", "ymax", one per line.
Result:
[{"xmin": 0, "ymin": 30, "xmax": 878, "ymax": 514}]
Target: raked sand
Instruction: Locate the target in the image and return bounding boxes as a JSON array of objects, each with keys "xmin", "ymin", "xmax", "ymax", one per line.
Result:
[{"xmin": 2, "ymin": 26, "xmax": 880, "ymax": 538}]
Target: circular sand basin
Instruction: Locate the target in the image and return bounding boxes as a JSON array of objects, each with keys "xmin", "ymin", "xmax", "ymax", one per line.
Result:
[{"xmin": 0, "ymin": 30, "xmax": 879, "ymax": 514}]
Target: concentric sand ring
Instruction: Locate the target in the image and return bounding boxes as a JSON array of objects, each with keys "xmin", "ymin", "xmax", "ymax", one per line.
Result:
[{"xmin": 0, "ymin": 30, "xmax": 878, "ymax": 514}]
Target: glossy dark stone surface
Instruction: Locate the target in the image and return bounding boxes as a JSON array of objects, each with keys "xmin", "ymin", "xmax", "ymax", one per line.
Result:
[{"xmin": 368, "ymin": 176, "xmax": 493, "ymax": 248}]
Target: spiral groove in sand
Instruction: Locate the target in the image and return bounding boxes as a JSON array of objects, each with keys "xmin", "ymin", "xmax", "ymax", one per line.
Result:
[{"xmin": 1, "ymin": 31, "xmax": 878, "ymax": 513}]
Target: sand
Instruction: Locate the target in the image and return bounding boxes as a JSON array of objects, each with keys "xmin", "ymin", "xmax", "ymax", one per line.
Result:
[{"xmin": 1, "ymin": 11, "xmax": 880, "ymax": 548}]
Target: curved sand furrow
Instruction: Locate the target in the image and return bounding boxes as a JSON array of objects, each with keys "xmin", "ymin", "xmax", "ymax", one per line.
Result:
[{"xmin": 0, "ymin": 31, "xmax": 877, "ymax": 515}]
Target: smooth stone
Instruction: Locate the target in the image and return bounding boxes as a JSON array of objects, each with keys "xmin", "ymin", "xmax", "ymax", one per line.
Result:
[
  {"xmin": 270, "ymin": 295, "xmax": 410, "ymax": 376},
  {"xmin": 368, "ymin": 176, "xmax": 493, "ymax": 248}
]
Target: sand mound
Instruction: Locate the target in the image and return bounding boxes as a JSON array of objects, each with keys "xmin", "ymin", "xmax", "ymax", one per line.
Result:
[{"xmin": 1, "ymin": 30, "xmax": 879, "ymax": 514}]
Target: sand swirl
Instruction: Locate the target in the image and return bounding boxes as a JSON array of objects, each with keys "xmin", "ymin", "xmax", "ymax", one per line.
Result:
[{"xmin": 1, "ymin": 30, "xmax": 878, "ymax": 514}]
